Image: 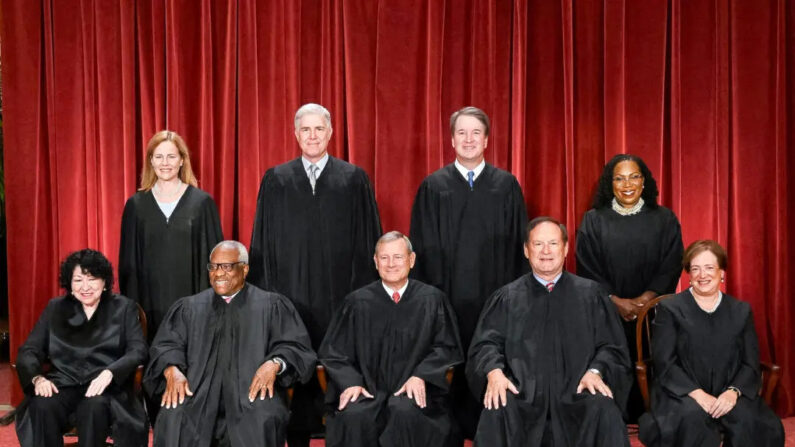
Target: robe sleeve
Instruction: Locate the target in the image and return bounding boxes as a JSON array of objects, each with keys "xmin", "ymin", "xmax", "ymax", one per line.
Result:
[
  {"xmin": 411, "ymin": 297, "xmax": 464, "ymax": 391},
  {"xmin": 588, "ymin": 291, "xmax": 632, "ymax": 406},
  {"xmin": 466, "ymin": 288, "xmax": 511, "ymax": 398},
  {"xmin": 409, "ymin": 181, "xmax": 444, "ymax": 289},
  {"xmin": 143, "ymin": 299, "xmax": 190, "ymax": 397},
  {"xmin": 575, "ymin": 211, "xmax": 613, "ymax": 294},
  {"xmin": 248, "ymin": 170, "xmax": 276, "ymax": 291},
  {"xmin": 318, "ymin": 298, "xmax": 366, "ymax": 396},
  {"xmin": 16, "ymin": 301, "xmax": 55, "ymax": 393},
  {"xmin": 729, "ymin": 308, "xmax": 762, "ymax": 399},
  {"xmin": 266, "ymin": 296, "xmax": 317, "ymax": 387},
  {"xmin": 107, "ymin": 298, "xmax": 148, "ymax": 386},
  {"xmin": 195, "ymin": 194, "xmax": 223, "ymax": 292},
  {"xmin": 651, "ymin": 305, "xmax": 700, "ymax": 397},
  {"xmin": 645, "ymin": 209, "xmax": 684, "ymax": 295},
  {"xmin": 507, "ymin": 178, "xmax": 530, "ymax": 279},
  {"xmin": 118, "ymin": 197, "xmax": 140, "ymax": 302},
  {"xmin": 349, "ymin": 169, "xmax": 382, "ymax": 291}
]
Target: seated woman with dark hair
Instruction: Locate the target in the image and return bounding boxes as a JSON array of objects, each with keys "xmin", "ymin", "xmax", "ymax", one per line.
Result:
[
  {"xmin": 638, "ymin": 240, "xmax": 784, "ymax": 447},
  {"xmin": 14, "ymin": 249, "xmax": 148, "ymax": 447}
]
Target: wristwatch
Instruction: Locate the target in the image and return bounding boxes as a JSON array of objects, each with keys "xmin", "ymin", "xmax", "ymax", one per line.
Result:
[
  {"xmin": 587, "ymin": 368, "xmax": 602, "ymax": 378},
  {"xmin": 270, "ymin": 357, "xmax": 286, "ymax": 375},
  {"xmin": 727, "ymin": 386, "xmax": 742, "ymax": 397}
]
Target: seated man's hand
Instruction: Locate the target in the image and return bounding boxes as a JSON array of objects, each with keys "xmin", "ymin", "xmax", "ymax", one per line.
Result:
[
  {"xmin": 85, "ymin": 369, "xmax": 113, "ymax": 397},
  {"xmin": 338, "ymin": 386, "xmax": 374, "ymax": 411},
  {"xmin": 162, "ymin": 366, "xmax": 193, "ymax": 409},
  {"xmin": 248, "ymin": 359, "xmax": 280, "ymax": 402},
  {"xmin": 32, "ymin": 376, "xmax": 59, "ymax": 397},
  {"xmin": 484, "ymin": 368, "xmax": 519, "ymax": 410},
  {"xmin": 394, "ymin": 376, "xmax": 426, "ymax": 408},
  {"xmin": 576, "ymin": 370, "xmax": 613, "ymax": 398}
]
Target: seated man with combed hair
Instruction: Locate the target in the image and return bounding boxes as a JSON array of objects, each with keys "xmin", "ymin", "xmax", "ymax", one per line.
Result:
[
  {"xmin": 468, "ymin": 217, "xmax": 632, "ymax": 447},
  {"xmin": 144, "ymin": 240, "xmax": 316, "ymax": 447},
  {"xmin": 319, "ymin": 231, "xmax": 463, "ymax": 447}
]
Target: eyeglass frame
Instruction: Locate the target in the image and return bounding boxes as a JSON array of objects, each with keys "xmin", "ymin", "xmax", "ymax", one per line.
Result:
[{"xmin": 206, "ymin": 262, "xmax": 246, "ymax": 272}]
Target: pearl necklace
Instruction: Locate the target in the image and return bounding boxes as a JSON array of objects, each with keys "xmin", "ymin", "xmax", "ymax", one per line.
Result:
[
  {"xmin": 611, "ymin": 197, "xmax": 644, "ymax": 216},
  {"xmin": 154, "ymin": 180, "xmax": 185, "ymax": 202}
]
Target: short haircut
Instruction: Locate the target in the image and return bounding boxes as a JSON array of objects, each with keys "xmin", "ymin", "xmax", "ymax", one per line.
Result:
[
  {"xmin": 139, "ymin": 130, "xmax": 199, "ymax": 191},
  {"xmin": 59, "ymin": 249, "xmax": 114, "ymax": 293},
  {"xmin": 211, "ymin": 240, "xmax": 249, "ymax": 264},
  {"xmin": 294, "ymin": 103, "xmax": 332, "ymax": 130},
  {"xmin": 682, "ymin": 239, "xmax": 727, "ymax": 272},
  {"xmin": 524, "ymin": 216, "xmax": 568, "ymax": 244},
  {"xmin": 375, "ymin": 231, "xmax": 414, "ymax": 255},
  {"xmin": 449, "ymin": 106, "xmax": 490, "ymax": 136}
]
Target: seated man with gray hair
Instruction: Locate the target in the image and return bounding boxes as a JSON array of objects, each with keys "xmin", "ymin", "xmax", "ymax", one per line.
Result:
[
  {"xmin": 319, "ymin": 231, "xmax": 464, "ymax": 447},
  {"xmin": 144, "ymin": 240, "xmax": 316, "ymax": 447}
]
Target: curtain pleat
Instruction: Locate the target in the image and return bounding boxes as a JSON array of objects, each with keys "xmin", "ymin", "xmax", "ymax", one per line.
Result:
[{"xmin": 2, "ymin": 0, "xmax": 793, "ymax": 414}]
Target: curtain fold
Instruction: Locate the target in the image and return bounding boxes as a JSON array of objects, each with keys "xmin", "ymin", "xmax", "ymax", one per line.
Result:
[{"xmin": 2, "ymin": 0, "xmax": 793, "ymax": 415}]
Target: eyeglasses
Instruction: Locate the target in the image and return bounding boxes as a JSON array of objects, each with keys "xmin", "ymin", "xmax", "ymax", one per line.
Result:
[
  {"xmin": 612, "ymin": 174, "xmax": 643, "ymax": 185},
  {"xmin": 206, "ymin": 262, "xmax": 244, "ymax": 272}
]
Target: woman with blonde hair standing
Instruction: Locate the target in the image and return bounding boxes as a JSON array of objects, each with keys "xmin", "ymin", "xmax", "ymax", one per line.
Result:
[{"xmin": 119, "ymin": 130, "xmax": 222, "ymax": 341}]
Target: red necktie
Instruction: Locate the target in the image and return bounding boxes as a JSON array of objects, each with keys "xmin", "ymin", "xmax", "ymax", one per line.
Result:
[
  {"xmin": 392, "ymin": 291, "xmax": 401, "ymax": 303},
  {"xmin": 546, "ymin": 282, "xmax": 555, "ymax": 292}
]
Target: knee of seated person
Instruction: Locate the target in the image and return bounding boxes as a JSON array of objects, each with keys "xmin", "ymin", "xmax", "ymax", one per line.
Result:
[
  {"xmin": 78, "ymin": 394, "xmax": 111, "ymax": 411},
  {"xmin": 334, "ymin": 399, "xmax": 375, "ymax": 423},
  {"xmin": 387, "ymin": 395, "xmax": 423, "ymax": 418},
  {"xmin": 28, "ymin": 395, "xmax": 63, "ymax": 414},
  {"xmin": 253, "ymin": 398, "xmax": 289, "ymax": 427}
]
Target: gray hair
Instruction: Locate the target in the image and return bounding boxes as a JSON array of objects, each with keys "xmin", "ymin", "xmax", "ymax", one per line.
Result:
[
  {"xmin": 294, "ymin": 103, "xmax": 332, "ymax": 131},
  {"xmin": 210, "ymin": 240, "xmax": 249, "ymax": 264},
  {"xmin": 375, "ymin": 231, "xmax": 414, "ymax": 255}
]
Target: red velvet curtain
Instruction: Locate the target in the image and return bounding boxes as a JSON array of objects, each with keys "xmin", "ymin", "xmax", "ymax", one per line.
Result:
[{"xmin": 2, "ymin": 0, "xmax": 793, "ymax": 414}]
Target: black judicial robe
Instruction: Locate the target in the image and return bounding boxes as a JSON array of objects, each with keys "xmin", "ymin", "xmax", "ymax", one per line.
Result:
[
  {"xmin": 638, "ymin": 291, "xmax": 784, "ymax": 447},
  {"xmin": 467, "ymin": 272, "xmax": 632, "ymax": 447},
  {"xmin": 15, "ymin": 294, "xmax": 148, "ymax": 446},
  {"xmin": 248, "ymin": 157, "xmax": 382, "ymax": 347},
  {"xmin": 119, "ymin": 186, "xmax": 223, "ymax": 342},
  {"xmin": 319, "ymin": 280, "xmax": 464, "ymax": 447},
  {"xmin": 143, "ymin": 284, "xmax": 317, "ymax": 447},
  {"xmin": 410, "ymin": 163, "xmax": 528, "ymax": 350},
  {"xmin": 575, "ymin": 205, "xmax": 683, "ymax": 300}
]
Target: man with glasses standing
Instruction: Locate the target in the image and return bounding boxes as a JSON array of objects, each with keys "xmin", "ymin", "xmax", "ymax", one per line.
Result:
[
  {"xmin": 145, "ymin": 240, "xmax": 316, "ymax": 447},
  {"xmin": 249, "ymin": 103, "xmax": 382, "ymax": 446}
]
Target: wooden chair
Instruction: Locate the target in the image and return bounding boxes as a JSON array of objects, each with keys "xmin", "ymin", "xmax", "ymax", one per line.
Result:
[{"xmin": 635, "ymin": 294, "xmax": 781, "ymax": 411}]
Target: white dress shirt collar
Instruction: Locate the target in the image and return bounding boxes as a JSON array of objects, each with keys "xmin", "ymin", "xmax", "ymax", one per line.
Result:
[
  {"xmin": 454, "ymin": 159, "xmax": 486, "ymax": 182},
  {"xmin": 301, "ymin": 153, "xmax": 329, "ymax": 177}
]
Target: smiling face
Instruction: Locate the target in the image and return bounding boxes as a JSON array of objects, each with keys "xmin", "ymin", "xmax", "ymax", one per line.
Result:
[
  {"xmin": 150, "ymin": 140, "xmax": 183, "ymax": 182},
  {"xmin": 524, "ymin": 222, "xmax": 569, "ymax": 281},
  {"xmin": 611, "ymin": 160, "xmax": 644, "ymax": 208},
  {"xmin": 295, "ymin": 113, "xmax": 332, "ymax": 163},
  {"xmin": 71, "ymin": 266, "xmax": 105, "ymax": 308},
  {"xmin": 452, "ymin": 115, "xmax": 488, "ymax": 167},
  {"xmin": 209, "ymin": 247, "xmax": 249, "ymax": 296},
  {"xmin": 374, "ymin": 238, "xmax": 416, "ymax": 291},
  {"xmin": 688, "ymin": 250, "xmax": 724, "ymax": 298}
]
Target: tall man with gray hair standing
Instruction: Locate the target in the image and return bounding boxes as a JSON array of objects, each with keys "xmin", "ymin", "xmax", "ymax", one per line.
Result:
[{"xmin": 249, "ymin": 103, "xmax": 382, "ymax": 446}]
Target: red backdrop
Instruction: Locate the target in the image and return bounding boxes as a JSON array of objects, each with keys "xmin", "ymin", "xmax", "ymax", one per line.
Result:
[{"xmin": 2, "ymin": 0, "xmax": 793, "ymax": 415}]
